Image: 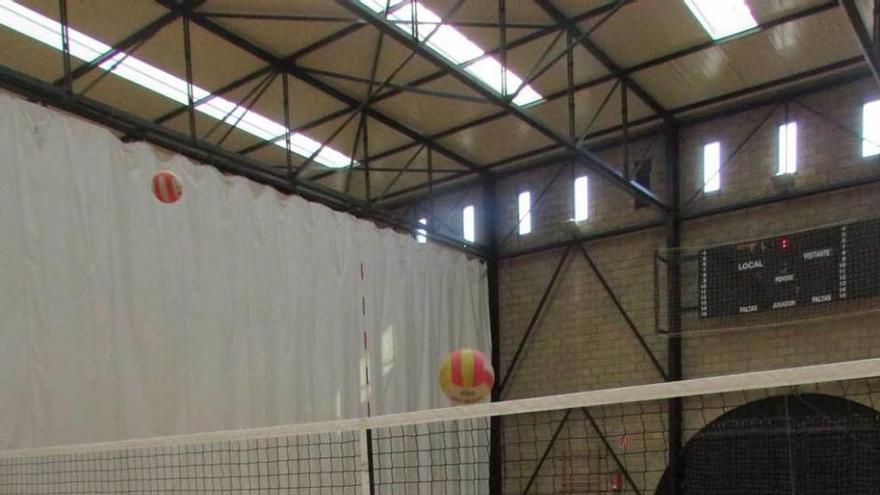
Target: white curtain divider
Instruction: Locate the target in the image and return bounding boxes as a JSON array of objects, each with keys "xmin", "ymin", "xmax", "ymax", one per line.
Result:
[{"xmin": 0, "ymin": 93, "xmax": 490, "ymax": 449}]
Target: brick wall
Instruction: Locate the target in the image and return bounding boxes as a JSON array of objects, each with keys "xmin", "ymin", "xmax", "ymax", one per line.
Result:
[
  {"xmin": 495, "ymin": 135, "xmax": 667, "ymax": 256},
  {"xmin": 493, "ymin": 77, "xmax": 880, "ymax": 391},
  {"xmin": 682, "ymin": 79, "xmax": 880, "ymax": 216},
  {"xmin": 498, "ymin": 227, "xmax": 668, "ymax": 398},
  {"xmin": 410, "ymin": 77, "xmax": 880, "ymax": 493},
  {"xmin": 392, "ymin": 181, "xmax": 485, "ymax": 247}
]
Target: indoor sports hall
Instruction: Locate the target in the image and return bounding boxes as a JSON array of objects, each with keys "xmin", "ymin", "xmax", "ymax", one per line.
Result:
[{"xmin": 0, "ymin": 0, "xmax": 879, "ymax": 493}]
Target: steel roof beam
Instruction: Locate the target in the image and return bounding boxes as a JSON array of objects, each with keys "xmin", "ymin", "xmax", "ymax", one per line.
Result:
[
  {"xmin": 358, "ymin": 0, "xmax": 631, "ymax": 106},
  {"xmin": 377, "ymin": 58, "xmax": 868, "ymax": 205},
  {"xmin": 199, "ymin": 10, "xmax": 554, "ymax": 29},
  {"xmin": 150, "ymin": 21, "xmax": 362, "ymax": 128},
  {"xmin": 147, "ymin": 0, "xmax": 834, "ymax": 205},
  {"xmin": 339, "ymin": 0, "xmax": 668, "ymax": 213},
  {"xmin": 151, "ymin": 0, "xmax": 627, "ymax": 165},
  {"xmin": 287, "ymin": 0, "xmax": 630, "ymax": 174},
  {"xmin": 0, "ymin": 63, "xmax": 485, "ymax": 257},
  {"xmin": 315, "ymin": 1, "xmax": 835, "ymax": 185},
  {"xmin": 190, "ymin": 0, "xmax": 833, "ymax": 182},
  {"xmin": 135, "ymin": 3, "xmax": 356, "ymax": 141},
  {"xmin": 53, "ymin": 3, "xmax": 207, "ymax": 87},
  {"xmin": 155, "ymin": 0, "xmax": 483, "ymax": 175},
  {"xmin": 535, "ymin": 0, "xmax": 670, "ymax": 121},
  {"xmin": 841, "ymin": 0, "xmax": 880, "ymax": 86}
]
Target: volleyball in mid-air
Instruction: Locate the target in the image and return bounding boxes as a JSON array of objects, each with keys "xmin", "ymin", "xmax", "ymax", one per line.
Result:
[
  {"xmin": 439, "ymin": 348, "xmax": 494, "ymax": 404},
  {"xmin": 152, "ymin": 170, "xmax": 182, "ymax": 204}
]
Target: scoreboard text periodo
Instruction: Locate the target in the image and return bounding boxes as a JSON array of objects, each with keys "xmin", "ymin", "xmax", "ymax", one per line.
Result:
[{"xmin": 699, "ymin": 219, "xmax": 880, "ymax": 318}]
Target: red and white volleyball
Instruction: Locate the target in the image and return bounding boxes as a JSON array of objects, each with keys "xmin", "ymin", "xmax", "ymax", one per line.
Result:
[
  {"xmin": 152, "ymin": 170, "xmax": 182, "ymax": 204},
  {"xmin": 439, "ymin": 348, "xmax": 494, "ymax": 404}
]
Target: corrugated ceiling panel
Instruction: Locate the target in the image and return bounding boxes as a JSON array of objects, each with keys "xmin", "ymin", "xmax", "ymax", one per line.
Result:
[
  {"xmin": 632, "ymin": 9, "xmax": 861, "ymax": 109},
  {"xmin": 371, "ymin": 144, "xmax": 469, "ymax": 175},
  {"xmin": 423, "ymin": 146, "xmax": 471, "ymax": 172},
  {"xmin": 64, "ymin": 21, "xmax": 267, "ymax": 121},
  {"xmin": 578, "ymin": 81, "xmax": 655, "ymax": 136},
  {"xmin": 486, "ymin": 146, "xmax": 564, "ymax": 175},
  {"xmin": 1, "ymin": 0, "xmax": 866, "ymax": 203},
  {"xmin": 14, "ymin": 0, "xmax": 57, "ymax": 19},
  {"xmin": 371, "ymin": 169, "xmax": 466, "ymax": 202},
  {"xmin": 363, "ymin": 116, "xmax": 424, "ymax": 157},
  {"xmin": 507, "ymin": 37, "xmax": 615, "ymax": 97},
  {"xmin": 200, "ymin": 0, "xmax": 351, "ymax": 18},
  {"xmin": 0, "ymin": 29, "xmax": 64, "ymax": 82},
  {"xmin": 571, "ymin": 44, "xmax": 611, "ymax": 86},
  {"xmin": 46, "ymin": 0, "xmax": 165, "ymax": 46},
  {"xmin": 298, "ymin": 28, "xmax": 443, "ymax": 97},
  {"xmin": 300, "ymin": 143, "xmax": 463, "ymax": 201},
  {"xmin": 162, "ymin": 111, "xmax": 265, "ymax": 152},
  {"xmin": 437, "ymin": 114, "xmax": 555, "ymax": 164},
  {"xmin": 76, "ymin": 72, "xmax": 183, "ymax": 120},
  {"xmin": 631, "ymin": 46, "xmax": 749, "ymax": 109},
  {"xmin": 205, "ymin": 19, "xmax": 357, "ymax": 59},
  {"xmin": 245, "ymin": 75, "xmax": 350, "ymax": 131},
  {"xmin": 750, "ymin": 0, "xmax": 837, "ymax": 20},
  {"xmin": 291, "ymin": 113, "xmax": 363, "ymax": 168},
  {"xmin": 188, "ymin": 24, "xmax": 269, "ymax": 91},
  {"xmin": 524, "ymin": 79, "xmax": 655, "ymax": 138},
  {"xmin": 501, "ymin": 29, "xmax": 572, "ymax": 97},
  {"xmin": 753, "ymin": 8, "xmax": 860, "ymax": 75},
  {"xmin": 421, "ymin": 0, "xmax": 555, "ymax": 26},
  {"xmin": 247, "ymin": 141, "xmax": 304, "ymax": 170},
  {"xmin": 584, "ymin": 0, "xmax": 708, "ymax": 69},
  {"xmin": 312, "ymin": 167, "xmax": 363, "ymax": 197},
  {"xmin": 548, "ymin": 0, "xmax": 618, "ymax": 18},
  {"xmin": 371, "ymin": 75, "xmax": 498, "ymax": 135}
]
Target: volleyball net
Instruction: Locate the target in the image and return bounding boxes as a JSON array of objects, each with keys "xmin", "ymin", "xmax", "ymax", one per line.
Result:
[{"xmin": 2, "ymin": 358, "xmax": 879, "ymax": 494}]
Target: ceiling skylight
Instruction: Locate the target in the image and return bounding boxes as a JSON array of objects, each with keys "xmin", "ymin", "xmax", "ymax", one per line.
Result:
[
  {"xmin": 359, "ymin": 0, "xmax": 542, "ymax": 107},
  {"xmin": 0, "ymin": 0, "xmax": 354, "ymax": 168},
  {"xmin": 683, "ymin": 0, "xmax": 758, "ymax": 40}
]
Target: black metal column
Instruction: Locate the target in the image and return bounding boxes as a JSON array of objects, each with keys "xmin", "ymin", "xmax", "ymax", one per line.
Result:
[
  {"xmin": 485, "ymin": 176, "xmax": 503, "ymax": 495},
  {"xmin": 664, "ymin": 124, "xmax": 683, "ymax": 495},
  {"xmin": 58, "ymin": 0, "xmax": 72, "ymax": 94},
  {"xmin": 842, "ymin": 0, "xmax": 880, "ymax": 86},
  {"xmin": 875, "ymin": 0, "xmax": 880, "ymax": 53},
  {"xmin": 182, "ymin": 14, "xmax": 197, "ymax": 142},
  {"xmin": 365, "ymin": 430, "xmax": 376, "ymax": 495}
]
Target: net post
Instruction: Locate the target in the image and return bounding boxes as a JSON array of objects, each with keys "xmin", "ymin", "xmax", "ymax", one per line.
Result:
[
  {"xmin": 664, "ymin": 122, "xmax": 683, "ymax": 495},
  {"xmin": 358, "ymin": 426, "xmax": 375, "ymax": 495},
  {"xmin": 484, "ymin": 174, "xmax": 503, "ymax": 495}
]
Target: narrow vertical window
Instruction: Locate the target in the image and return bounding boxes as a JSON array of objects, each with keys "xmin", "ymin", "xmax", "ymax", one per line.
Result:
[
  {"xmin": 777, "ymin": 122, "xmax": 798, "ymax": 175},
  {"xmin": 704, "ymin": 141, "xmax": 721, "ymax": 192},
  {"xmin": 517, "ymin": 191, "xmax": 531, "ymax": 235},
  {"xmin": 462, "ymin": 205, "xmax": 475, "ymax": 243},
  {"xmin": 573, "ymin": 176, "xmax": 589, "ymax": 222},
  {"xmin": 633, "ymin": 159, "xmax": 653, "ymax": 209},
  {"xmin": 862, "ymin": 100, "xmax": 880, "ymax": 157},
  {"xmin": 416, "ymin": 217, "xmax": 427, "ymax": 243}
]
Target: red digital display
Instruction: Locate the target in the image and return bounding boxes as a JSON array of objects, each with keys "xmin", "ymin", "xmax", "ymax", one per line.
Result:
[{"xmin": 779, "ymin": 237, "xmax": 790, "ymax": 250}]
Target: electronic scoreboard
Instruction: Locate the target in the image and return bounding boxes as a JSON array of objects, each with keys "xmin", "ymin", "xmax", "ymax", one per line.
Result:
[{"xmin": 699, "ymin": 219, "xmax": 880, "ymax": 318}]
